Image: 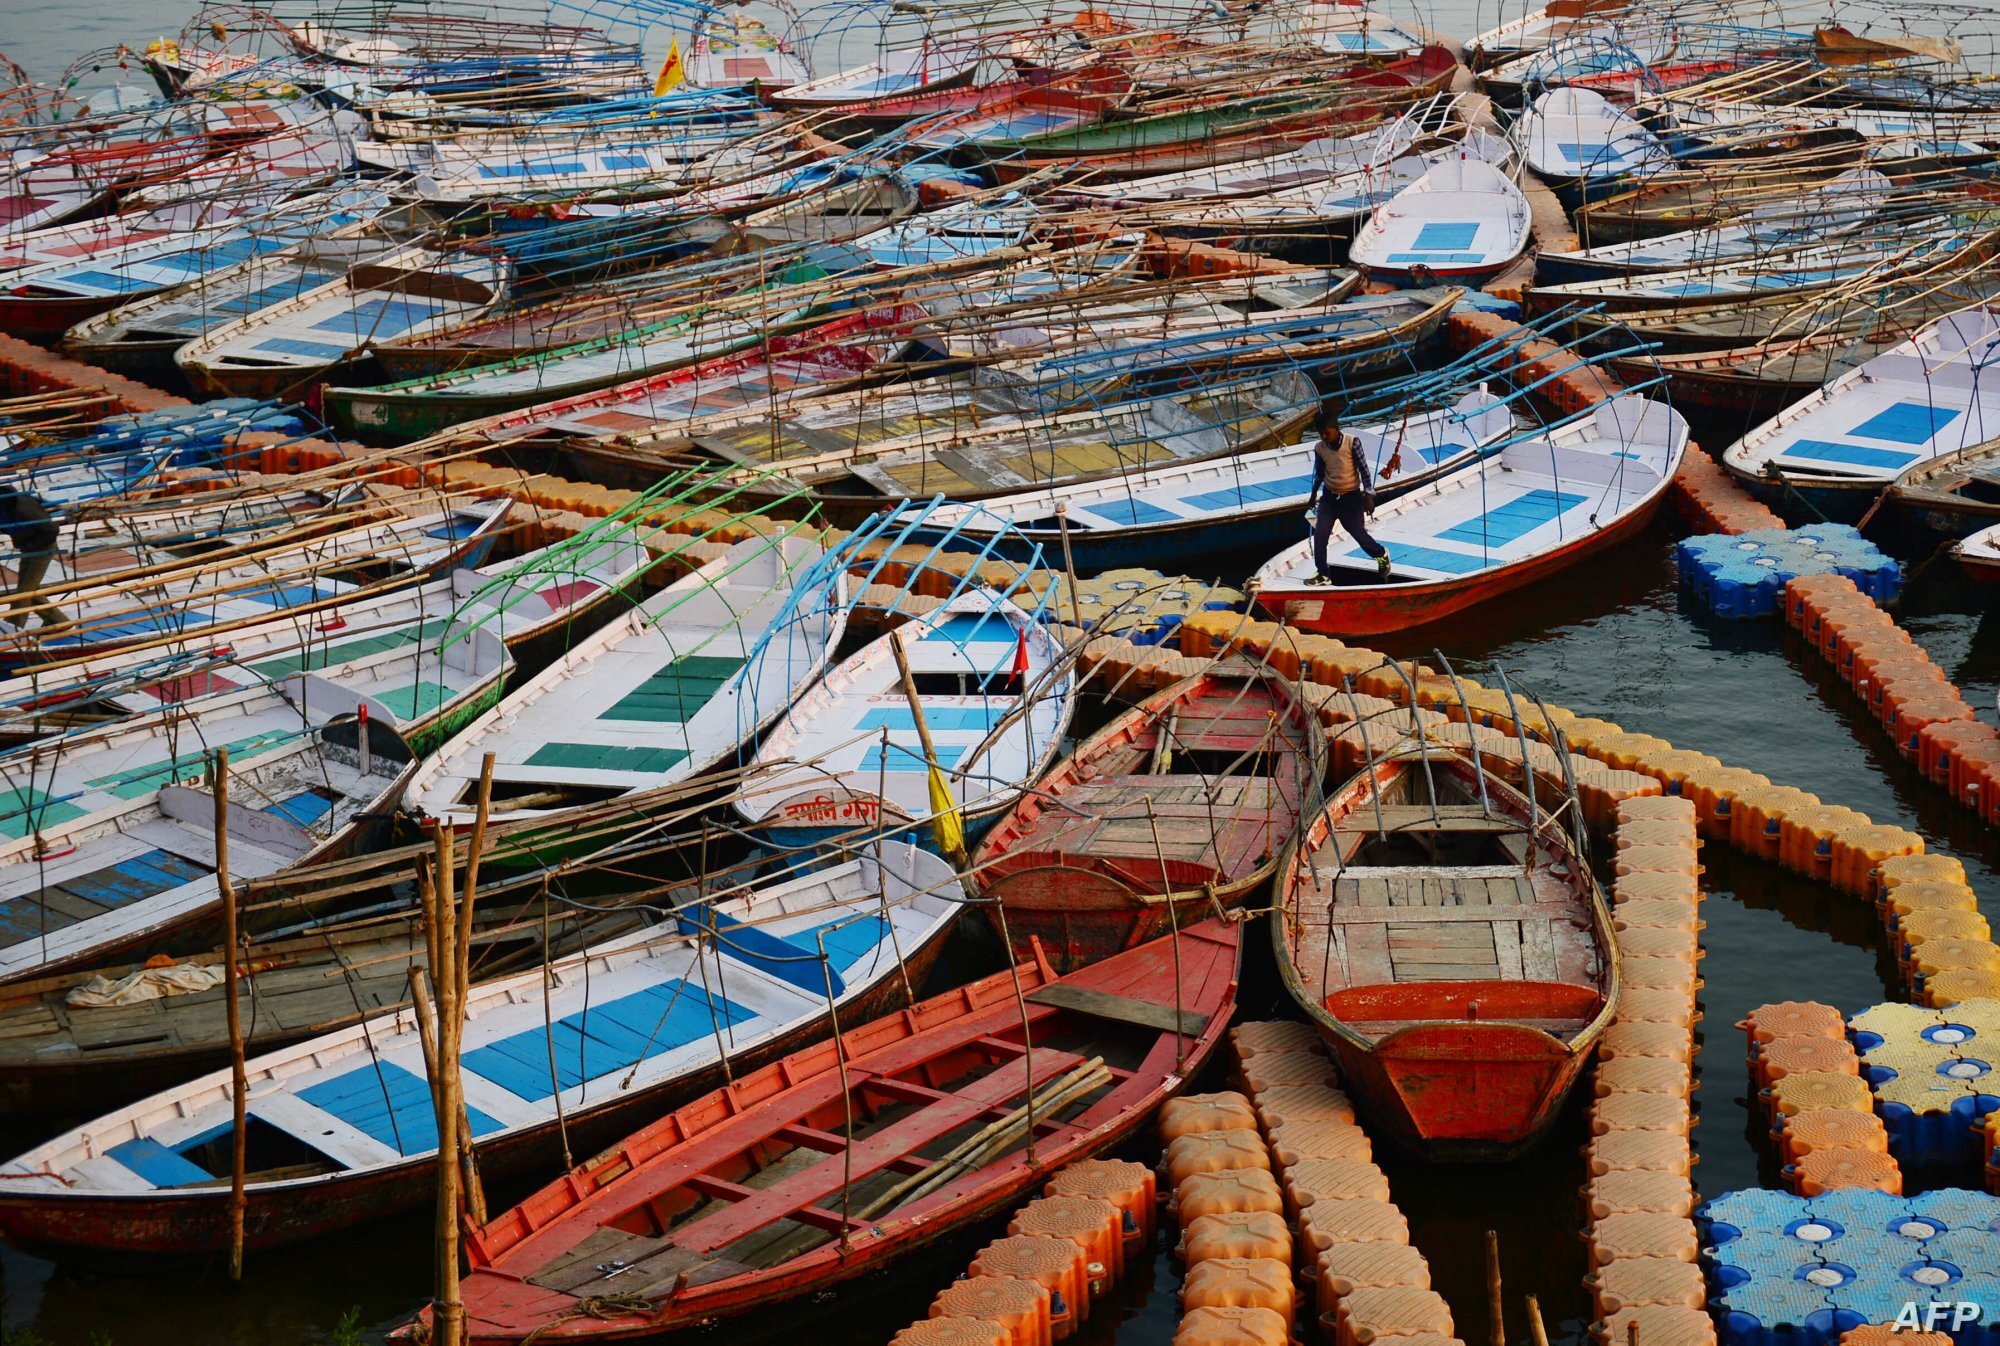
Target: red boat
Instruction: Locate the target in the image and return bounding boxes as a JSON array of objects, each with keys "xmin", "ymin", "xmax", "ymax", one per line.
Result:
[
  {"xmin": 422, "ymin": 920, "xmax": 1240, "ymax": 1344},
  {"xmin": 972, "ymin": 660, "xmax": 1321, "ymax": 972},
  {"xmin": 1273, "ymin": 746, "xmax": 1619, "ymax": 1160},
  {"xmin": 1251, "ymin": 398, "xmax": 1688, "ymax": 635}
]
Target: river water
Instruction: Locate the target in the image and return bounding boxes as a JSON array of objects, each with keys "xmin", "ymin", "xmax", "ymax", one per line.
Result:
[{"xmin": 0, "ymin": 0, "xmax": 1997, "ymax": 1342}]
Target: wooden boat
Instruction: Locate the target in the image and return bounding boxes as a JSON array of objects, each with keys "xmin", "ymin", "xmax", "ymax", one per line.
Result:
[
  {"xmin": 1466, "ymin": 0, "xmax": 1632, "ymax": 69},
  {"xmin": 765, "ymin": 43, "xmax": 980, "ymax": 112},
  {"xmin": 0, "ymin": 497, "xmax": 516, "ymax": 670},
  {"xmin": 1610, "ymin": 332, "xmax": 1870, "ymax": 426},
  {"xmin": 919, "ymin": 384, "xmax": 1511, "ymax": 568},
  {"xmin": 1514, "ymin": 87, "xmax": 1672, "ymax": 211},
  {"xmin": 974, "ymin": 660, "xmax": 1321, "ymax": 971},
  {"xmin": 405, "ymin": 533, "xmax": 847, "ymax": 839},
  {"xmin": 1288, "ymin": 2, "xmax": 1433, "ymax": 61},
  {"xmin": 985, "ymin": 91, "xmax": 1375, "ymax": 183},
  {"xmin": 1253, "ymin": 395, "xmax": 1688, "ymax": 634},
  {"xmin": 0, "ymin": 153, "xmax": 108, "ymax": 246},
  {"xmin": 174, "ymin": 244, "xmax": 511, "ymax": 401},
  {"xmin": 1720, "ymin": 305, "xmax": 2000, "ymax": 521},
  {"xmin": 1953, "ymin": 522, "xmax": 2000, "ymax": 582},
  {"xmin": 734, "ymin": 589, "xmax": 1073, "ymax": 857},
  {"xmin": 0, "ymin": 186, "xmax": 390, "ymax": 342},
  {"xmin": 323, "ymin": 188, "xmax": 916, "ymax": 439},
  {"xmin": 1526, "ymin": 213, "xmax": 1997, "ymax": 321},
  {"xmin": 1273, "ymin": 744, "xmax": 1618, "ymax": 1159},
  {"xmin": 1886, "ymin": 439, "xmax": 2000, "ymax": 539},
  {"xmin": 1349, "ymin": 155, "xmax": 1532, "ymax": 287},
  {"xmin": 414, "ymin": 917, "xmax": 1238, "ymax": 1344},
  {"xmin": 432, "ymin": 304, "xmax": 926, "ymax": 448},
  {"xmin": 685, "ymin": 10, "xmax": 811, "ymax": 91},
  {"xmin": 847, "ymin": 66, "xmax": 1132, "ymax": 148},
  {"xmin": 369, "ymin": 120, "xmax": 792, "ymax": 203},
  {"xmin": 1534, "ymin": 166, "xmax": 1894, "ymax": 285},
  {"xmin": 1571, "ymin": 139, "xmax": 1865, "ymax": 245},
  {"xmin": 0, "ymin": 517, "xmax": 651, "ymax": 741},
  {"xmin": 61, "ymin": 206, "xmax": 438, "ymax": 384},
  {"xmin": 1567, "ymin": 265, "xmax": 2000, "ymax": 357},
  {"xmin": 0, "ymin": 842, "xmax": 961, "ymax": 1256},
  {"xmin": 359, "ymin": 243, "xmax": 841, "ymax": 386},
  {"xmin": 0, "ymin": 713, "xmax": 416, "ymax": 985}
]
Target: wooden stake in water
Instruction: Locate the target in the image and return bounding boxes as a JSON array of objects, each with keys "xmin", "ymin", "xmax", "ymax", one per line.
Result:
[
  {"xmin": 1486, "ymin": 1229, "xmax": 1505, "ymax": 1346},
  {"xmin": 1526, "ymin": 1295, "xmax": 1551, "ymax": 1346},
  {"xmin": 216, "ymin": 747, "xmax": 247, "ymax": 1282}
]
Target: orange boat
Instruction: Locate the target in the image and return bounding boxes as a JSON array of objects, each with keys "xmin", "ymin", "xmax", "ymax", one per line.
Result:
[
  {"xmin": 416, "ymin": 920, "xmax": 1240, "ymax": 1344},
  {"xmin": 974, "ymin": 659, "xmax": 1321, "ymax": 972},
  {"xmin": 1273, "ymin": 744, "xmax": 1619, "ymax": 1160}
]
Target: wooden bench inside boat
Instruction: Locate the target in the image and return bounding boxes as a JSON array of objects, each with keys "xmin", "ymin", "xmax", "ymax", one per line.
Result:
[{"xmin": 1290, "ymin": 861, "xmax": 1600, "ymax": 1005}]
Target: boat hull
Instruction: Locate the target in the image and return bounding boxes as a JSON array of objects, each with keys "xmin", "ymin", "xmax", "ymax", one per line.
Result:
[
  {"xmin": 0, "ymin": 914, "xmax": 954, "ymax": 1259},
  {"xmin": 0, "ymin": 293, "xmax": 131, "ymax": 343},
  {"xmin": 982, "ymin": 865, "xmax": 1256, "ymax": 973},
  {"xmin": 1318, "ymin": 1015, "xmax": 1594, "ymax": 1161},
  {"xmin": 1256, "ymin": 487, "xmax": 1667, "ymax": 635}
]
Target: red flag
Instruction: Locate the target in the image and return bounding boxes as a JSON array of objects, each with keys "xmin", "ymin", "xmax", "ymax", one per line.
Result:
[{"xmin": 1013, "ymin": 628, "xmax": 1030, "ymax": 678}]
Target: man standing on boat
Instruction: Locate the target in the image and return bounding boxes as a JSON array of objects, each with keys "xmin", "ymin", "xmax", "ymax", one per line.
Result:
[
  {"xmin": 0, "ymin": 486, "xmax": 64, "ymax": 628},
  {"xmin": 1305, "ymin": 404, "xmax": 1393, "ymax": 585}
]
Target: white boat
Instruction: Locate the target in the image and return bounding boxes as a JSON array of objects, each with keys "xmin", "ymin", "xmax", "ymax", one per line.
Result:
[
  {"xmin": 0, "ymin": 154, "xmax": 103, "ymax": 244},
  {"xmin": 921, "ymin": 387, "xmax": 1515, "ymax": 567},
  {"xmin": 765, "ymin": 43, "xmax": 979, "ymax": 110},
  {"xmin": 1286, "ymin": 1, "xmax": 1432, "ymax": 60},
  {"xmin": 1527, "ymin": 212, "xmax": 1988, "ymax": 313},
  {"xmin": 1253, "ymin": 395, "xmax": 1688, "ymax": 634},
  {"xmin": 365, "ymin": 122, "xmax": 779, "ymax": 202},
  {"xmin": 0, "ymin": 841, "xmax": 960, "ymax": 1254},
  {"xmin": 1515, "ymin": 86, "xmax": 1671, "ymax": 203},
  {"xmin": 0, "ymin": 519, "xmax": 652, "ymax": 749},
  {"xmin": 0, "ymin": 186, "xmax": 391, "ymax": 333},
  {"xmin": 175, "ymin": 243, "xmax": 510, "ymax": 399},
  {"xmin": 1720, "ymin": 305, "xmax": 2000, "ymax": 518},
  {"xmin": 119, "ymin": 112, "xmax": 359, "ymax": 209},
  {"xmin": 1955, "ymin": 522, "xmax": 2000, "ymax": 584},
  {"xmin": 0, "ymin": 498, "xmax": 515, "ymax": 665},
  {"xmin": 1534, "ymin": 166, "xmax": 1893, "ymax": 283},
  {"xmin": 62, "ymin": 209, "xmax": 434, "ymax": 379},
  {"xmin": 734, "ymin": 589, "xmax": 1074, "ymax": 854},
  {"xmin": 1468, "ymin": 0, "xmax": 1633, "ymax": 67},
  {"xmin": 0, "ymin": 714, "xmax": 415, "ymax": 984},
  {"xmin": 1348, "ymin": 154, "xmax": 1533, "ymax": 285},
  {"xmin": 407, "ymin": 533, "xmax": 846, "ymax": 828},
  {"xmin": 686, "ymin": 9, "xmax": 813, "ymax": 90}
]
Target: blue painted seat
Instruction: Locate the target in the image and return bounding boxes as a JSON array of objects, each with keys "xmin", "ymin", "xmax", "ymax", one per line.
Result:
[
  {"xmin": 105, "ymin": 1137, "xmax": 212, "ymax": 1187},
  {"xmin": 297, "ymin": 1061, "xmax": 502, "ymax": 1157}
]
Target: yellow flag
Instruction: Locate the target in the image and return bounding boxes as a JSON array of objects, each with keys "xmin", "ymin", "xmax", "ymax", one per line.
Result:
[
  {"xmin": 927, "ymin": 765, "xmax": 966, "ymax": 865},
  {"xmin": 653, "ymin": 39, "xmax": 684, "ymax": 96}
]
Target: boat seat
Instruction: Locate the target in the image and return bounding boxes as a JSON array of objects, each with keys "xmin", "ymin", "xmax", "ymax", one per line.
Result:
[
  {"xmin": 463, "ymin": 977, "xmax": 755, "ymax": 1102},
  {"xmin": 294, "ymin": 1060, "xmax": 504, "ymax": 1160},
  {"xmin": 1325, "ymin": 979, "xmax": 1603, "ymax": 1023}
]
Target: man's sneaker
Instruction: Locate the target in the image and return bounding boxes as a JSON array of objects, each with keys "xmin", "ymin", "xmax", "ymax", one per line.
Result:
[
  {"xmin": 1374, "ymin": 554, "xmax": 1393, "ymax": 579},
  {"xmin": 1305, "ymin": 572, "xmax": 1333, "ymax": 586}
]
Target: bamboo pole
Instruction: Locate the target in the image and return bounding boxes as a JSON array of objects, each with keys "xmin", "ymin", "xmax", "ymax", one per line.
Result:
[
  {"xmin": 217, "ymin": 747, "xmax": 248, "ymax": 1282},
  {"xmin": 422, "ymin": 820, "xmax": 466, "ymax": 1346},
  {"xmin": 1526, "ymin": 1296, "xmax": 1550, "ymax": 1346},
  {"xmin": 1486, "ymin": 1229, "xmax": 1504, "ymax": 1346}
]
